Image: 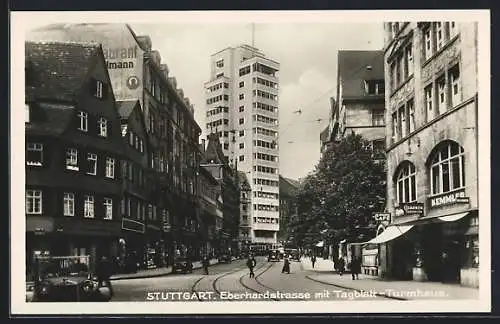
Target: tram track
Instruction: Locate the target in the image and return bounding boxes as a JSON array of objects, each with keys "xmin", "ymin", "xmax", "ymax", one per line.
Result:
[
  {"xmin": 238, "ymin": 262, "xmax": 282, "ymax": 301},
  {"xmin": 190, "ymin": 262, "xmax": 268, "ymax": 302}
]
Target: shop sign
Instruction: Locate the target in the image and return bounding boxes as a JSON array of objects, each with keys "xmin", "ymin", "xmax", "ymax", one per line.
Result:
[
  {"xmin": 122, "ymin": 218, "xmax": 145, "ymax": 233},
  {"xmin": 429, "ymin": 189, "xmax": 470, "ymax": 208},
  {"xmin": 373, "ymin": 213, "xmax": 390, "ymax": 222},
  {"xmin": 401, "ymin": 203, "xmax": 424, "ymax": 216}
]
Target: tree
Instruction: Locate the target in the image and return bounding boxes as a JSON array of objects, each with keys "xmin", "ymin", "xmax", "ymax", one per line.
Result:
[{"xmin": 290, "ymin": 133, "xmax": 386, "ymax": 247}]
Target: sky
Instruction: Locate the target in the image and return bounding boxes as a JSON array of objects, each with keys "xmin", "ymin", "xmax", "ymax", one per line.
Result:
[
  {"xmin": 21, "ymin": 17, "xmax": 384, "ymax": 180},
  {"xmin": 129, "ymin": 23, "xmax": 384, "ymax": 180}
]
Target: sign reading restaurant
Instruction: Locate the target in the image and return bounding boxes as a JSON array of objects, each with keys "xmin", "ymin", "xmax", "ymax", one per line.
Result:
[
  {"xmin": 429, "ymin": 189, "xmax": 470, "ymax": 208},
  {"xmin": 103, "ymin": 45, "xmax": 139, "ymax": 69}
]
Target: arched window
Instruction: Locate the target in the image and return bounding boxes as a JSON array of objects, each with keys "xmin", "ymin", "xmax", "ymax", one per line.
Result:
[
  {"xmin": 395, "ymin": 162, "xmax": 417, "ymax": 203},
  {"xmin": 429, "ymin": 141, "xmax": 465, "ymax": 195}
]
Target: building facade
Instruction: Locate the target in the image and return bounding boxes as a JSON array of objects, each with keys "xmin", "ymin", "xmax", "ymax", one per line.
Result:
[
  {"xmin": 200, "ymin": 133, "xmax": 240, "ymax": 255},
  {"xmin": 278, "ymin": 176, "xmax": 300, "ymax": 244},
  {"xmin": 328, "ymin": 50, "xmax": 386, "ymax": 150},
  {"xmin": 198, "ymin": 153, "xmax": 223, "ymax": 258},
  {"xmin": 204, "ymin": 45, "xmax": 280, "ymax": 245},
  {"xmin": 380, "ymin": 21, "xmax": 479, "ymax": 287},
  {"xmin": 25, "ymin": 41, "xmax": 125, "ymax": 276},
  {"xmin": 237, "ymin": 171, "xmax": 252, "ymax": 252},
  {"xmin": 28, "ymin": 24, "xmax": 203, "ymax": 266}
]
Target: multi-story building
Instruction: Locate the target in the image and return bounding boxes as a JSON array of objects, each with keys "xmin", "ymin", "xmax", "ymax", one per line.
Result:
[
  {"xmin": 376, "ymin": 21, "xmax": 479, "ymax": 288},
  {"xmin": 198, "ymin": 141, "xmax": 223, "ymax": 258},
  {"xmin": 204, "ymin": 45, "xmax": 280, "ymax": 246},
  {"xmin": 25, "ymin": 41, "xmax": 125, "ymax": 276},
  {"xmin": 328, "ymin": 50, "xmax": 386, "ymax": 151},
  {"xmin": 237, "ymin": 171, "xmax": 252, "ymax": 251},
  {"xmin": 28, "ymin": 24, "xmax": 203, "ymax": 266},
  {"xmin": 278, "ymin": 176, "xmax": 300, "ymax": 243},
  {"xmin": 116, "ymin": 99, "xmax": 154, "ymax": 268},
  {"xmin": 200, "ymin": 133, "xmax": 240, "ymax": 255}
]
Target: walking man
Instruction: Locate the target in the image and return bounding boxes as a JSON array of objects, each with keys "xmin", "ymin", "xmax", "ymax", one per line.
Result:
[
  {"xmin": 247, "ymin": 254, "xmax": 256, "ymax": 278},
  {"xmin": 202, "ymin": 255, "xmax": 210, "ymax": 275},
  {"xmin": 311, "ymin": 255, "xmax": 316, "ymax": 269},
  {"xmin": 351, "ymin": 256, "xmax": 361, "ymax": 280},
  {"xmin": 282, "ymin": 256, "xmax": 291, "ymax": 274},
  {"xmin": 337, "ymin": 256, "xmax": 345, "ymax": 277}
]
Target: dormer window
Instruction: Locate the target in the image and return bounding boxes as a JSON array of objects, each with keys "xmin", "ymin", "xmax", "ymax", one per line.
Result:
[{"xmin": 25, "ymin": 103, "xmax": 30, "ymax": 123}]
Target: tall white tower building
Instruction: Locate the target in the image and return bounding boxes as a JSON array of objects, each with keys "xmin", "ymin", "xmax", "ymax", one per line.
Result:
[{"xmin": 204, "ymin": 44, "xmax": 280, "ymax": 246}]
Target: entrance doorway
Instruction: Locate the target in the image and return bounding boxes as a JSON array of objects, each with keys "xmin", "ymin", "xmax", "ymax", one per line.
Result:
[{"xmin": 442, "ymin": 239, "xmax": 462, "ymax": 283}]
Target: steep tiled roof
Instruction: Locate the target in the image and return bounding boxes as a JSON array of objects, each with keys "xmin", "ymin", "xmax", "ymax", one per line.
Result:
[
  {"xmin": 320, "ymin": 125, "xmax": 330, "ymax": 143},
  {"xmin": 338, "ymin": 50, "xmax": 384, "ymax": 98},
  {"xmin": 117, "ymin": 100, "xmax": 139, "ymax": 119},
  {"xmin": 202, "ymin": 133, "xmax": 225, "ymax": 164},
  {"xmin": 26, "ymin": 102, "xmax": 75, "ymax": 135},
  {"xmin": 279, "ymin": 175, "xmax": 300, "ymax": 197},
  {"xmin": 237, "ymin": 171, "xmax": 251, "ymax": 190},
  {"xmin": 26, "ymin": 41, "xmax": 100, "ymax": 101}
]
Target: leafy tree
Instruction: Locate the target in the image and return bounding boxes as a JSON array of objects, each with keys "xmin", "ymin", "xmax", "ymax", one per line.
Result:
[{"xmin": 290, "ymin": 133, "xmax": 386, "ymax": 248}]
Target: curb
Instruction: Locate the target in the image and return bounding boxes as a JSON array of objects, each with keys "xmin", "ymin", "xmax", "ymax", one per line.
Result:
[{"xmin": 110, "ymin": 261, "xmax": 220, "ymax": 281}]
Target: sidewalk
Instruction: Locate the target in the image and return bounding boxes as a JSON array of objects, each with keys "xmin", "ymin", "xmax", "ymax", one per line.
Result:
[
  {"xmin": 300, "ymin": 258, "xmax": 479, "ymax": 300},
  {"xmin": 110, "ymin": 258, "xmax": 219, "ymax": 281}
]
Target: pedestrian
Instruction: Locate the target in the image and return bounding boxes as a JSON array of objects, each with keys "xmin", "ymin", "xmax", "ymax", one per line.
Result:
[
  {"xmin": 337, "ymin": 256, "xmax": 345, "ymax": 276},
  {"xmin": 247, "ymin": 254, "xmax": 257, "ymax": 278},
  {"xmin": 311, "ymin": 255, "xmax": 316, "ymax": 269},
  {"xmin": 351, "ymin": 256, "xmax": 361, "ymax": 280},
  {"xmin": 202, "ymin": 255, "xmax": 210, "ymax": 275},
  {"xmin": 95, "ymin": 255, "xmax": 114, "ymax": 297},
  {"xmin": 282, "ymin": 256, "xmax": 291, "ymax": 274}
]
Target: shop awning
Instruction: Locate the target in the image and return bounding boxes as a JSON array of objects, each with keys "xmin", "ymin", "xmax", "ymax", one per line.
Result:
[
  {"xmin": 437, "ymin": 212, "xmax": 469, "ymax": 222},
  {"xmin": 405, "ymin": 211, "xmax": 471, "ymax": 225},
  {"xmin": 365, "ymin": 225, "xmax": 414, "ymax": 244},
  {"xmin": 315, "ymin": 241, "xmax": 324, "ymax": 247}
]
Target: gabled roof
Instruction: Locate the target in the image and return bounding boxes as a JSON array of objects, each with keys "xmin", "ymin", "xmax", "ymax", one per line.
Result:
[
  {"xmin": 279, "ymin": 175, "xmax": 300, "ymax": 197},
  {"xmin": 26, "ymin": 41, "xmax": 100, "ymax": 102},
  {"xmin": 237, "ymin": 171, "xmax": 251, "ymax": 190},
  {"xmin": 117, "ymin": 100, "xmax": 139, "ymax": 119},
  {"xmin": 337, "ymin": 50, "xmax": 384, "ymax": 98},
  {"xmin": 202, "ymin": 133, "xmax": 225, "ymax": 164}
]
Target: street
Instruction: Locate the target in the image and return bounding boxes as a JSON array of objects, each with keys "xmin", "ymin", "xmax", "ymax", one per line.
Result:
[{"xmin": 112, "ymin": 257, "xmax": 386, "ymax": 302}]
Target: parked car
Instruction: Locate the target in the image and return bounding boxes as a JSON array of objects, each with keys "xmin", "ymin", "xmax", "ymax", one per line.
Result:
[
  {"xmin": 218, "ymin": 253, "xmax": 232, "ymax": 264},
  {"xmin": 172, "ymin": 257, "xmax": 193, "ymax": 274},
  {"xmin": 268, "ymin": 250, "xmax": 280, "ymax": 262},
  {"xmin": 27, "ymin": 255, "xmax": 111, "ymax": 302},
  {"xmin": 289, "ymin": 249, "xmax": 301, "ymax": 262}
]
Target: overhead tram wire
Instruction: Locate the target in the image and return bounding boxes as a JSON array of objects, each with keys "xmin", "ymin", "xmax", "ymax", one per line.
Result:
[{"xmin": 205, "ymin": 48, "xmax": 384, "ymax": 144}]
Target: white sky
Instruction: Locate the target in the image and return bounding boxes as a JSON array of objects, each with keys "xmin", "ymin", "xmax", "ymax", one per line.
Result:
[
  {"xmin": 20, "ymin": 16, "xmax": 385, "ymax": 180},
  {"xmin": 129, "ymin": 23, "xmax": 384, "ymax": 180}
]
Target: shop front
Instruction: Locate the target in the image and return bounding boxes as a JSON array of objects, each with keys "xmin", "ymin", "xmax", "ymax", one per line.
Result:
[
  {"xmin": 374, "ymin": 194, "xmax": 479, "ymax": 287},
  {"xmin": 146, "ymin": 224, "xmax": 164, "ymax": 268},
  {"xmin": 120, "ymin": 217, "xmax": 145, "ymax": 271}
]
